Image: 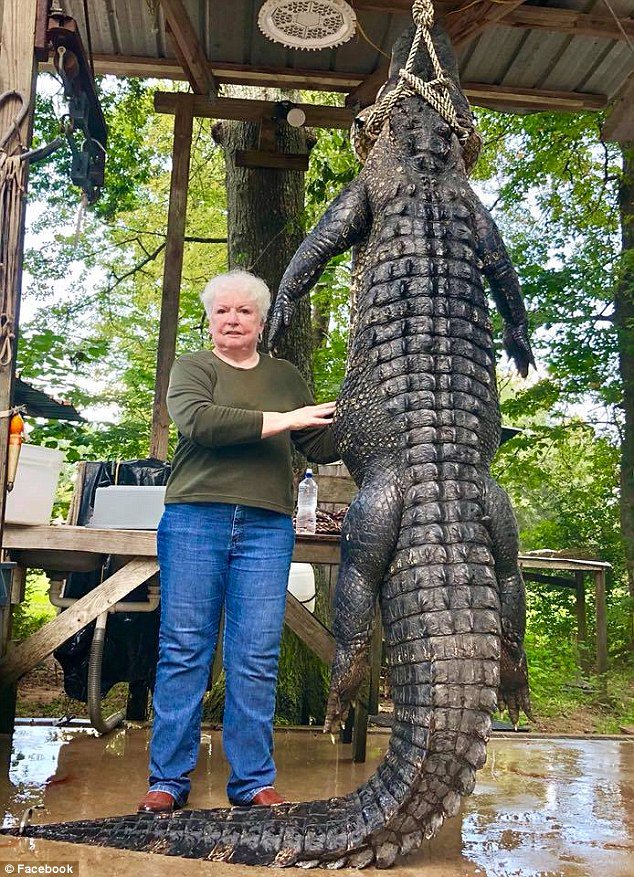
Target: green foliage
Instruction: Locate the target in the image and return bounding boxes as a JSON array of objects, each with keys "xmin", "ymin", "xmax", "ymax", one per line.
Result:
[
  {"xmin": 11, "ymin": 573, "xmax": 56, "ymax": 642},
  {"xmin": 474, "ymin": 109, "xmax": 623, "ymax": 412}
]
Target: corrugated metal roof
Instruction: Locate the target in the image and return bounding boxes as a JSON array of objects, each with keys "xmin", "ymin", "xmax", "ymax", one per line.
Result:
[
  {"xmin": 14, "ymin": 377, "xmax": 85, "ymax": 422},
  {"xmin": 46, "ymin": 0, "xmax": 632, "ymax": 111}
]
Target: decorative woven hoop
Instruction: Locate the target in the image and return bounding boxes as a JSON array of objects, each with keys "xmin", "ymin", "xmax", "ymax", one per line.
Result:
[{"xmin": 257, "ymin": 0, "xmax": 356, "ymax": 51}]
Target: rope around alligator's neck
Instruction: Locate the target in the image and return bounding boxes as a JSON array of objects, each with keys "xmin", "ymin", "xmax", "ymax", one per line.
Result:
[{"xmin": 361, "ymin": 0, "xmax": 471, "ymax": 150}]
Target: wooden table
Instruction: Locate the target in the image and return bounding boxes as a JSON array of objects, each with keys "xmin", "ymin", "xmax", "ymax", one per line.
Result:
[
  {"xmin": 0, "ymin": 526, "xmax": 340, "ymax": 690},
  {"xmin": 0, "ymin": 525, "xmax": 610, "ymax": 751}
]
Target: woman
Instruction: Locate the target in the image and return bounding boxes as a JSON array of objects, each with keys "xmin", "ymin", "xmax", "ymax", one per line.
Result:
[{"xmin": 137, "ymin": 270, "xmax": 338, "ymax": 814}]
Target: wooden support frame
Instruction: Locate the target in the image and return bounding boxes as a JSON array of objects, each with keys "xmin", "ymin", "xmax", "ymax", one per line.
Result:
[
  {"xmin": 159, "ymin": 0, "xmax": 217, "ymax": 96},
  {"xmin": 0, "ymin": 557, "xmax": 159, "ymax": 689},
  {"xmin": 154, "ymin": 91, "xmax": 355, "ymax": 129},
  {"xmin": 149, "ymin": 94, "xmax": 194, "ymax": 461},
  {"xmin": 502, "ymin": 7, "xmax": 634, "ymax": 41},
  {"xmin": 602, "ymin": 72, "xmax": 634, "ymax": 143}
]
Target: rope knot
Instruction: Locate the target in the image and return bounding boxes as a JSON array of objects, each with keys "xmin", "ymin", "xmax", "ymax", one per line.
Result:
[{"xmin": 412, "ymin": 0, "xmax": 434, "ymax": 30}]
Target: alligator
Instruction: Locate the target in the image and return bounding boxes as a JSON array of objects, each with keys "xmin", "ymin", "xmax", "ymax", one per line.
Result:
[{"xmin": 1, "ymin": 14, "xmax": 533, "ymax": 869}]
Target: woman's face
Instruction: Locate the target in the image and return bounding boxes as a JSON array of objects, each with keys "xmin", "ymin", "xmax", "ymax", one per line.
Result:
[{"xmin": 208, "ymin": 289, "xmax": 264, "ymax": 357}]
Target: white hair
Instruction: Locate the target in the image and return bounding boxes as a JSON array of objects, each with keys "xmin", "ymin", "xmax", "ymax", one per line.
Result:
[{"xmin": 200, "ymin": 270, "xmax": 271, "ymax": 321}]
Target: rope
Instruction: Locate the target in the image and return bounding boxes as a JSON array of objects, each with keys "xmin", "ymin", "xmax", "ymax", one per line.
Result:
[
  {"xmin": 0, "ymin": 153, "xmax": 24, "ymax": 366},
  {"xmin": 353, "ymin": 0, "xmax": 472, "ymax": 161},
  {"xmin": 0, "ymin": 91, "xmax": 30, "ymax": 368}
]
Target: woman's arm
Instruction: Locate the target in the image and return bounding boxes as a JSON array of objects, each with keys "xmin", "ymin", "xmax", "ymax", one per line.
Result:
[
  {"xmin": 261, "ymin": 402, "xmax": 335, "ymax": 438},
  {"xmin": 168, "ymin": 356, "xmax": 336, "ymax": 448}
]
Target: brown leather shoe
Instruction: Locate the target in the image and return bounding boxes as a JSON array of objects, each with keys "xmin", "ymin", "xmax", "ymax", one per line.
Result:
[
  {"xmin": 137, "ymin": 790, "xmax": 178, "ymax": 814},
  {"xmin": 250, "ymin": 787, "xmax": 287, "ymax": 806}
]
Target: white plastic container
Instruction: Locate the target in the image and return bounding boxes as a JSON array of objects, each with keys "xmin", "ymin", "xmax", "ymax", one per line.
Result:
[
  {"xmin": 5, "ymin": 443, "xmax": 64, "ymax": 525},
  {"xmin": 287, "ymin": 562, "xmax": 315, "ymax": 613},
  {"xmin": 87, "ymin": 485, "xmax": 167, "ymax": 529}
]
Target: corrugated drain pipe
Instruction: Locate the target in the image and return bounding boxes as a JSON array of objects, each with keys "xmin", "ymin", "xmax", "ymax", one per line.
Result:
[
  {"xmin": 87, "ymin": 611, "xmax": 126, "ymax": 734},
  {"xmin": 48, "ymin": 582, "xmax": 160, "ymax": 735}
]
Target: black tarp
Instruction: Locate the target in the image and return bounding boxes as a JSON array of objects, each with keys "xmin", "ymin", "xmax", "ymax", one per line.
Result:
[{"xmin": 54, "ymin": 459, "xmax": 170, "ymax": 701}]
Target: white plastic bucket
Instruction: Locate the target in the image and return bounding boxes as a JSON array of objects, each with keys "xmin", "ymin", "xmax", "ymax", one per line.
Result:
[
  {"xmin": 287, "ymin": 562, "xmax": 315, "ymax": 613},
  {"xmin": 5, "ymin": 443, "xmax": 64, "ymax": 525}
]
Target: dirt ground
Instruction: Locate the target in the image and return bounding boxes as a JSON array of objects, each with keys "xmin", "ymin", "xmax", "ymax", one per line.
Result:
[{"xmin": 14, "ymin": 658, "xmax": 634, "ymax": 736}]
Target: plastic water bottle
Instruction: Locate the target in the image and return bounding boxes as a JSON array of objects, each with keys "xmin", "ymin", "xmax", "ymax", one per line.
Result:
[{"xmin": 295, "ymin": 469, "xmax": 318, "ymax": 534}]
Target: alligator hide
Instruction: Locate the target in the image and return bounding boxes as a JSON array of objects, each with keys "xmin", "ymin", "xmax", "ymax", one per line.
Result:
[{"xmin": 1, "ymin": 22, "xmax": 533, "ymax": 868}]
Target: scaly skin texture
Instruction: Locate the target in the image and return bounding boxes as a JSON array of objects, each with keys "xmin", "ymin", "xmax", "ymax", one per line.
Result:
[{"xmin": 1, "ymin": 24, "xmax": 533, "ymax": 868}]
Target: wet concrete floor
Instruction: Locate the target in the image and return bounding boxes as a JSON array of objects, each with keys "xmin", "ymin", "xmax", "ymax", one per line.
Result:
[{"xmin": 0, "ymin": 725, "xmax": 632, "ymax": 876}]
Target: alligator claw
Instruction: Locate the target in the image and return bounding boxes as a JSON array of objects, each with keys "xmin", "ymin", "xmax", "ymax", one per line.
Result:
[
  {"xmin": 323, "ymin": 645, "xmax": 369, "ymax": 735},
  {"xmin": 503, "ymin": 320, "xmax": 535, "ymax": 378},
  {"xmin": 499, "ymin": 639, "xmax": 534, "ymax": 725},
  {"xmin": 268, "ymin": 291, "xmax": 295, "ymax": 350}
]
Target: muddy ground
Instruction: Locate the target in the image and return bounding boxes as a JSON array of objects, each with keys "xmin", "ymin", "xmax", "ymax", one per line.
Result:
[{"xmin": 15, "ymin": 658, "xmax": 634, "ymax": 736}]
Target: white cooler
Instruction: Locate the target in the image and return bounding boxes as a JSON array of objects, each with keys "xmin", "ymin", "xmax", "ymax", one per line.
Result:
[{"xmin": 87, "ymin": 485, "xmax": 167, "ymax": 529}]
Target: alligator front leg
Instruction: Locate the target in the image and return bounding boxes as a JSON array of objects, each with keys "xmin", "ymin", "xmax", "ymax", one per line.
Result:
[
  {"xmin": 473, "ymin": 199, "xmax": 536, "ymax": 378},
  {"xmin": 268, "ymin": 178, "xmax": 370, "ymax": 348},
  {"xmin": 324, "ymin": 464, "xmax": 403, "ymax": 733},
  {"xmin": 483, "ymin": 475, "xmax": 533, "ymax": 727}
]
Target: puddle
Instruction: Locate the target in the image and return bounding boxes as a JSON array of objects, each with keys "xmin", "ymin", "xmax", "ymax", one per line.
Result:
[{"xmin": 0, "ymin": 728, "xmax": 632, "ymax": 876}]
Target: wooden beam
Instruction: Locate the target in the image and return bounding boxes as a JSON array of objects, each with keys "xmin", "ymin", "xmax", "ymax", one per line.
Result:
[
  {"xmin": 503, "ymin": 7, "xmax": 634, "ymax": 41},
  {"xmin": 575, "ymin": 571, "xmax": 587, "ymax": 645},
  {"xmin": 445, "ymin": 0, "xmax": 526, "ymax": 48},
  {"xmin": 158, "ymin": 0, "xmax": 217, "ymax": 96},
  {"xmin": 353, "ymin": 1, "xmax": 634, "ymax": 41},
  {"xmin": 2, "ymin": 524, "xmax": 158, "ymax": 556},
  {"xmin": 463, "ymin": 82, "xmax": 607, "ymax": 111},
  {"xmin": 150, "ymin": 94, "xmax": 194, "ymax": 462},
  {"xmin": 346, "ymin": 59, "xmax": 390, "ymax": 110},
  {"xmin": 0, "ymin": 557, "xmax": 159, "ymax": 688},
  {"xmin": 154, "ymin": 91, "xmax": 356, "ymax": 128},
  {"xmin": 235, "ymin": 151, "xmax": 310, "ymax": 171},
  {"xmin": 284, "ymin": 592, "xmax": 335, "ymax": 665},
  {"xmin": 602, "ymin": 71, "xmax": 634, "ymax": 143},
  {"xmin": 522, "ymin": 571, "xmax": 578, "ymax": 589},
  {"xmin": 155, "ymin": 86, "xmax": 606, "ymax": 124},
  {"xmin": 53, "ymin": 55, "xmax": 365, "ymax": 92}
]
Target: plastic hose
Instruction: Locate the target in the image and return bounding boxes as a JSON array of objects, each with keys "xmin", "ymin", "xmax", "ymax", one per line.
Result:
[{"xmin": 87, "ymin": 611, "xmax": 125, "ymax": 735}]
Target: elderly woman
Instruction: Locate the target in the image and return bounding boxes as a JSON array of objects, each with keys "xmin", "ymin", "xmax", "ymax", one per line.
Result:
[{"xmin": 138, "ymin": 269, "xmax": 338, "ymax": 814}]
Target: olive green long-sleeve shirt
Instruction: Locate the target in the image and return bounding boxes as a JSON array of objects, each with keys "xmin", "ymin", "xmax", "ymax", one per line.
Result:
[{"xmin": 165, "ymin": 350, "xmax": 339, "ymax": 515}]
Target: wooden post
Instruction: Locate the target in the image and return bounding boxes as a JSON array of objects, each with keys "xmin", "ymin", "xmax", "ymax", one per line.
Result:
[
  {"xmin": 595, "ymin": 568, "xmax": 608, "ymax": 676},
  {"xmin": 0, "ymin": 0, "xmax": 39, "ymax": 733},
  {"xmin": 149, "ymin": 94, "xmax": 194, "ymax": 461},
  {"xmin": 368, "ymin": 612, "xmax": 383, "ymax": 715},
  {"xmin": 575, "ymin": 570, "xmax": 588, "ymax": 669}
]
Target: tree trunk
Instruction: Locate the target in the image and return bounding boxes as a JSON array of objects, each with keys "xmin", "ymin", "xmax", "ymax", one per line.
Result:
[
  {"xmin": 615, "ymin": 144, "xmax": 634, "ymax": 619},
  {"xmin": 213, "ymin": 105, "xmax": 314, "ymax": 387}
]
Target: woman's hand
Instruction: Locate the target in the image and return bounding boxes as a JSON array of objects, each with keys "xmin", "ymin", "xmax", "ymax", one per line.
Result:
[{"xmin": 261, "ymin": 402, "xmax": 336, "ymax": 438}]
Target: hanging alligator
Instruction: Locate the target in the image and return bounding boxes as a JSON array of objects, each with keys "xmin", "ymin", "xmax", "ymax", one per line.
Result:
[{"xmin": 1, "ymin": 9, "xmax": 534, "ymax": 869}]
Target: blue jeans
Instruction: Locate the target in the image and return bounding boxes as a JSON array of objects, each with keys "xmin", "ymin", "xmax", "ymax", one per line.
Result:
[{"xmin": 148, "ymin": 502, "xmax": 295, "ymax": 805}]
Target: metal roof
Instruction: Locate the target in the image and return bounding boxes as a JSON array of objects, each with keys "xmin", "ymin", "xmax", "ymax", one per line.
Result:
[
  {"xmin": 42, "ymin": 0, "xmax": 633, "ymax": 128},
  {"xmin": 14, "ymin": 376, "xmax": 85, "ymax": 422}
]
